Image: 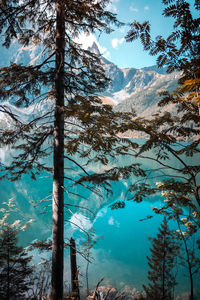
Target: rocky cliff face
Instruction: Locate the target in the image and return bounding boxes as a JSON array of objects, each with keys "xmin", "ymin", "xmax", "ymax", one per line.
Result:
[
  {"xmin": 0, "ymin": 41, "xmax": 180, "ymax": 124},
  {"xmin": 88, "ymin": 42, "xmax": 180, "ymax": 118},
  {"xmin": 114, "ymin": 71, "xmax": 180, "ymax": 117}
]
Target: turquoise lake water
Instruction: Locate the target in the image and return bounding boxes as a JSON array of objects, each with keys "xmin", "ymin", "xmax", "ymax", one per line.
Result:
[
  {"xmin": 63, "ymin": 199, "xmax": 199, "ymax": 297},
  {"xmin": 0, "ymin": 143, "xmax": 199, "ymax": 297},
  {"xmin": 67, "ymin": 199, "xmax": 163, "ymax": 291}
]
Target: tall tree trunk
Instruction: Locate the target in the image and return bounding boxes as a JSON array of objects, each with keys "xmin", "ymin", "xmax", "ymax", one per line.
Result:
[
  {"xmin": 51, "ymin": 1, "xmax": 65, "ymax": 299},
  {"xmin": 70, "ymin": 238, "xmax": 80, "ymax": 300}
]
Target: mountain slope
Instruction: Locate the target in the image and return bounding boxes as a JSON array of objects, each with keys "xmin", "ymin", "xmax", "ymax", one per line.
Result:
[
  {"xmin": 0, "ymin": 41, "xmax": 180, "ymax": 119},
  {"xmin": 89, "ymin": 43, "xmax": 180, "ymax": 117},
  {"xmin": 115, "ymin": 71, "xmax": 180, "ymax": 117}
]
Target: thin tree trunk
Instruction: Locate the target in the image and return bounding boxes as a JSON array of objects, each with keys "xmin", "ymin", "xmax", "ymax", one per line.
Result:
[
  {"xmin": 70, "ymin": 238, "xmax": 80, "ymax": 300},
  {"xmin": 86, "ymin": 258, "xmax": 90, "ymax": 296},
  {"xmin": 162, "ymin": 243, "xmax": 166, "ymax": 300},
  {"xmin": 7, "ymin": 248, "xmax": 10, "ymax": 300},
  {"xmin": 184, "ymin": 240, "xmax": 194, "ymax": 300},
  {"xmin": 51, "ymin": 1, "xmax": 65, "ymax": 299},
  {"xmin": 177, "ymin": 218, "xmax": 194, "ymax": 300}
]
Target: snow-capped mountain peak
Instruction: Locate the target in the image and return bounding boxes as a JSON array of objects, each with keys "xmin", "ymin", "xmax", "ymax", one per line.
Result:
[{"xmin": 88, "ymin": 42, "xmax": 101, "ymax": 56}]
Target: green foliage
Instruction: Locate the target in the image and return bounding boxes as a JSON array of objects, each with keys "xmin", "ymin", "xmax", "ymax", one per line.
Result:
[
  {"xmin": 126, "ymin": 6, "xmax": 200, "ymax": 299},
  {"xmin": 126, "ymin": 0, "xmax": 200, "ymax": 75},
  {"xmin": 0, "ymin": 225, "xmax": 33, "ymax": 300},
  {"xmin": 28, "ymin": 259, "xmax": 51, "ymax": 299},
  {"xmin": 143, "ymin": 218, "xmax": 180, "ymax": 300},
  {"xmin": 0, "ymin": 0, "xmax": 123, "ymax": 181},
  {"xmin": 110, "ymin": 201, "xmax": 125, "ymax": 209}
]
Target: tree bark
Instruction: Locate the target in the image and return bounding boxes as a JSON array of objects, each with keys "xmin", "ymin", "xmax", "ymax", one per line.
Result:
[
  {"xmin": 70, "ymin": 238, "xmax": 80, "ymax": 300},
  {"xmin": 6, "ymin": 247, "xmax": 10, "ymax": 300},
  {"xmin": 51, "ymin": 1, "xmax": 65, "ymax": 299}
]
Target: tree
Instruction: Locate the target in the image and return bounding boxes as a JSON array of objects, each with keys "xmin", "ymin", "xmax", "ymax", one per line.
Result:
[
  {"xmin": 123, "ymin": 0, "xmax": 200, "ymax": 231},
  {"xmin": 81, "ymin": 228, "xmax": 103, "ymax": 296},
  {"xmin": 176, "ymin": 215, "xmax": 200, "ymax": 300},
  {"xmin": 27, "ymin": 259, "xmax": 51, "ymax": 299},
  {"xmin": 124, "ymin": 1, "xmax": 200, "ymax": 298},
  {"xmin": 0, "ymin": 1, "xmax": 123, "ymax": 299},
  {"xmin": 143, "ymin": 218, "xmax": 179, "ymax": 300},
  {"xmin": 152, "ymin": 186, "xmax": 200, "ymax": 300},
  {"xmin": 126, "ymin": 0, "xmax": 200, "ymax": 74},
  {"xmin": 0, "ymin": 225, "xmax": 33, "ymax": 300},
  {"xmin": 0, "ymin": 199, "xmax": 34, "ymax": 300},
  {"xmin": 70, "ymin": 237, "xmax": 80, "ymax": 300}
]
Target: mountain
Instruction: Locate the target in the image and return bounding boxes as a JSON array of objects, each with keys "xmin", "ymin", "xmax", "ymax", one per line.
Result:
[
  {"xmin": 114, "ymin": 71, "xmax": 179, "ymax": 117},
  {"xmin": 89, "ymin": 42, "xmax": 180, "ymax": 118},
  {"xmin": 0, "ymin": 41, "xmax": 180, "ymax": 121},
  {"xmin": 0, "ymin": 41, "xmax": 180, "ymax": 141}
]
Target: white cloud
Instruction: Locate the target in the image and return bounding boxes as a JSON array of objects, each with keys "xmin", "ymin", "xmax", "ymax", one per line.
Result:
[
  {"xmin": 76, "ymin": 32, "xmax": 103, "ymax": 52},
  {"xmin": 70, "ymin": 213, "xmax": 92, "ymax": 231},
  {"xmin": 108, "ymin": 216, "xmax": 120, "ymax": 227},
  {"xmin": 106, "ymin": 0, "xmax": 120, "ymax": 13},
  {"xmin": 130, "ymin": 6, "xmax": 139, "ymax": 12},
  {"xmin": 111, "ymin": 37, "xmax": 125, "ymax": 49},
  {"xmin": 108, "ymin": 216, "xmax": 114, "ymax": 225},
  {"xmin": 96, "ymin": 207, "xmax": 108, "ymax": 218},
  {"xmin": 104, "ymin": 51, "xmax": 111, "ymax": 59},
  {"xmin": 75, "ymin": 32, "xmax": 110, "ymax": 58},
  {"xmin": 144, "ymin": 5, "xmax": 149, "ymax": 10},
  {"xmin": 111, "ymin": 39, "xmax": 118, "ymax": 49},
  {"xmin": 106, "ymin": 2, "xmax": 117, "ymax": 13}
]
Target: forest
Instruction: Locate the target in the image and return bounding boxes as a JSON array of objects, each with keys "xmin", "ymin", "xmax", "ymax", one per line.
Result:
[{"xmin": 0, "ymin": 0, "xmax": 199, "ymax": 299}]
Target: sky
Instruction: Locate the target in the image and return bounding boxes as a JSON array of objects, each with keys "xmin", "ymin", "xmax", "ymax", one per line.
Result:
[
  {"xmin": 78, "ymin": 0, "xmax": 194, "ymax": 69},
  {"xmin": 0, "ymin": 0, "xmax": 196, "ymax": 70}
]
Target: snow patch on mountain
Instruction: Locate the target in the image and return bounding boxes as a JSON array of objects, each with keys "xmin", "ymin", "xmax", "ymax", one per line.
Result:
[
  {"xmin": 0, "ymin": 41, "xmax": 180, "ymax": 126},
  {"xmin": 88, "ymin": 43, "xmax": 180, "ymax": 118}
]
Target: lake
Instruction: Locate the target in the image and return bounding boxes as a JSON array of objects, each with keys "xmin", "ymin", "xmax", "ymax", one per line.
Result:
[{"xmin": 0, "ymin": 143, "xmax": 199, "ymax": 298}]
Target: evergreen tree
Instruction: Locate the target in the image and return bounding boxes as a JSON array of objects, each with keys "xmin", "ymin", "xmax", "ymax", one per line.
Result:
[
  {"xmin": 0, "ymin": 225, "xmax": 33, "ymax": 300},
  {"xmin": 0, "ymin": 1, "xmax": 125, "ymax": 299},
  {"xmin": 143, "ymin": 218, "xmax": 179, "ymax": 300}
]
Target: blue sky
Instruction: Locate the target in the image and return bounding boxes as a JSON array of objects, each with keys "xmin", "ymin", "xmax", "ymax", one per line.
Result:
[
  {"xmin": 81, "ymin": 0, "xmax": 195, "ymax": 69},
  {"xmin": 2, "ymin": 0, "xmax": 173, "ymax": 70},
  {"xmin": 96, "ymin": 0, "xmax": 175, "ymax": 69},
  {"xmin": 0, "ymin": 0, "xmax": 196, "ymax": 70}
]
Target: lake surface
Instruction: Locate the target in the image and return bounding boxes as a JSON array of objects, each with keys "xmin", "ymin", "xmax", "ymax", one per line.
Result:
[
  {"xmin": 66, "ymin": 199, "xmax": 163, "ymax": 291},
  {"xmin": 63, "ymin": 199, "xmax": 200, "ymax": 298},
  {"xmin": 0, "ymin": 143, "xmax": 199, "ymax": 298}
]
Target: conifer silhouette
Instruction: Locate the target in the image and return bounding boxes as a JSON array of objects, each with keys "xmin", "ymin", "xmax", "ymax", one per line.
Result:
[
  {"xmin": 143, "ymin": 218, "xmax": 179, "ymax": 300},
  {"xmin": 0, "ymin": 225, "xmax": 33, "ymax": 300}
]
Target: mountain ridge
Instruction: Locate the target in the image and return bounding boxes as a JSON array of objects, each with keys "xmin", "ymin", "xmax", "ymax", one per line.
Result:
[
  {"xmin": 0, "ymin": 41, "xmax": 180, "ymax": 123},
  {"xmin": 88, "ymin": 42, "xmax": 180, "ymax": 119}
]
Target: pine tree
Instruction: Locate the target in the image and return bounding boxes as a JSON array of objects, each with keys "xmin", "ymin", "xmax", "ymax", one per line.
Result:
[
  {"xmin": 0, "ymin": 1, "xmax": 124, "ymax": 299},
  {"xmin": 0, "ymin": 225, "xmax": 33, "ymax": 300},
  {"xmin": 143, "ymin": 218, "xmax": 179, "ymax": 300}
]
